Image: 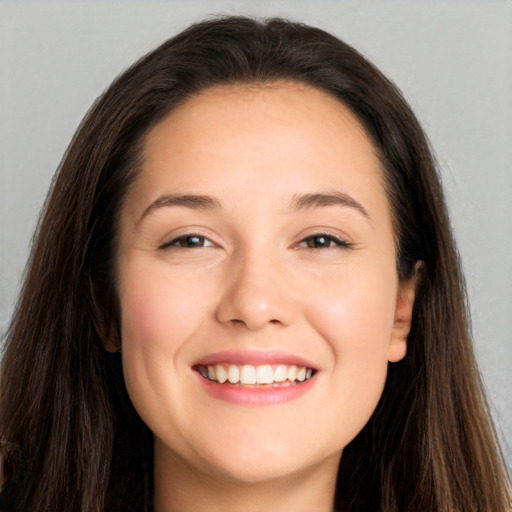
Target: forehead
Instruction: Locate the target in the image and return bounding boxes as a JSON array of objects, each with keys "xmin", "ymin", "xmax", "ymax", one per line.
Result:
[
  {"xmin": 144, "ymin": 82, "xmax": 376, "ymax": 159},
  {"xmin": 127, "ymin": 81, "xmax": 391, "ymax": 227}
]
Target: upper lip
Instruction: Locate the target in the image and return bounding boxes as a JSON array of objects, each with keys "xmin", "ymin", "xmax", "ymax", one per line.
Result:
[{"xmin": 193, "ymin": 349, "xmax": 318, "ymax": 370}]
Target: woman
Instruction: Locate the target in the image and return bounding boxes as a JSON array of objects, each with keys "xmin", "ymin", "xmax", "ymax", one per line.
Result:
[{"xmin": 0, "ymin": 16, "xmax": 510, "ymax": 512}]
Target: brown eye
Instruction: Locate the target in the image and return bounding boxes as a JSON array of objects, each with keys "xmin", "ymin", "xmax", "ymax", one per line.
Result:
[
  {"xmin": 307, "ymin": 235, "xmax": 332, "ymax": 248},
  {"xmin": 160, "ymin": 235, "xmax": 214, "ymax": 249},
  {"xmin": 302, "ymin": 234, "xmax": 351, "ymax": 249},
  {"xmin": 179, "ymin": 235, "xmax": 206, "ymax": 248}
]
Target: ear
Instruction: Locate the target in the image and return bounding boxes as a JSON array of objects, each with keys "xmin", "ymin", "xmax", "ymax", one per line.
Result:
[
  {"xmin": 387, "ymin": 268, "xmax": 421, "ymax": 363},
  {"xmin": 101, "ymin": 318, "xmax": 122, "ymax": 353},
  {"xmin": 102, "ymin": 338, "xmax": 121, "ymax": 353}
]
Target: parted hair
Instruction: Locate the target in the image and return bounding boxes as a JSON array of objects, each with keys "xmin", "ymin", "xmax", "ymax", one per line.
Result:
[{"xmin": 1, "ymin": 16, "xmax": 510, "ymax": 512}]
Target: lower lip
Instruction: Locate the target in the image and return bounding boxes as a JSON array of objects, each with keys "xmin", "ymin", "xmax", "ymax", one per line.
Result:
[{"xmin": 196, "ymin": 374, "xmax": 316, "ymax": 405}]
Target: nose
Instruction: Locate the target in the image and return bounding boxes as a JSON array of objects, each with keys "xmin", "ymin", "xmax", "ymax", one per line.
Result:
[{"xmin": 215, "ymin": 253, "xmax": 296, "ymax": 330}]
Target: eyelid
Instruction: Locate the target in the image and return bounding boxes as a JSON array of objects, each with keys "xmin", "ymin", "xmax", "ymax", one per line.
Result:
[
  {"xmin": 298, "ymin": 232, "xmax": 353, "ymax": 249},
  {"xmin": 159, "ymin": 233, "xmax": 216, "ymax": 249},
  {"xmin": 157, "ymin": 229, "xmax": 352, "ymax": 250}
]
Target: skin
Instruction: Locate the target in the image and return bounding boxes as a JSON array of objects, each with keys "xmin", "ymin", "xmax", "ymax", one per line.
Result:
[{"xmin": 115, "ymin": 82, "xmax": 416, "ymax": 512}]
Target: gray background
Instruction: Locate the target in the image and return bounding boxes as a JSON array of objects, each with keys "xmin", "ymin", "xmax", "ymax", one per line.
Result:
[{"xmin": 1, "ymin": 0, "xmax": 511, "ymax": 471}]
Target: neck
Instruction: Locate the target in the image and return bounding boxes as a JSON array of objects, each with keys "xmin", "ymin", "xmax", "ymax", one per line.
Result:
[{"xmin": 153, "ymin": 443, "xmax": 340, "ymax": 512}]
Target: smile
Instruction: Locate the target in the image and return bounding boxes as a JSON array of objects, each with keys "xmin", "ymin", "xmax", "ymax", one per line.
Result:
[
  {"xmin": 195, "ymin": 363, "xmax": 315, "ymax": 386},
  {"xmin": 192, "ymin": 350, "xmax": 318, "ymax": 404}
]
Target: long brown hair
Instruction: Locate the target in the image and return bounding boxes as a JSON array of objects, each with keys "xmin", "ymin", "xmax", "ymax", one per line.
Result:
[{"xmin": 1, "ymin": 16, "xmax": 510, "ymax": 511}]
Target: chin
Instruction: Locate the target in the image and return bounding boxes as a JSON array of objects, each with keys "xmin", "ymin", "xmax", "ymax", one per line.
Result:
[
  {"xmin": 189, "ymin": 430, "xmax": 338, "ymax": 485},
  {"xmin": 205, "ymin": 453, "xmax": 318, "ymax": 485}
]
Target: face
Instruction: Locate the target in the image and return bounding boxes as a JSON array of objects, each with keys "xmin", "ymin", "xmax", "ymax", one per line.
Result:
[{"xmin": 116, "ymin": 82, "xmax": 415, "ymax": 486}]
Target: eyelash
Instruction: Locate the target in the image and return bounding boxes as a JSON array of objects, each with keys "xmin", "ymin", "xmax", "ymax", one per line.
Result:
[
  {"xmin": 299, "ymin": 233, "xmax": 352, "ymax": 250},
  {"xmin": 159, "ymin": 234, "xmax": 214, "ymax": 249},
  {"xmin": 159, "ymin": 233, "xmax": 352, "ymax": 250}
]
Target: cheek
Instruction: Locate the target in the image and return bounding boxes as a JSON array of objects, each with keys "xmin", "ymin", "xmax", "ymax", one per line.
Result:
[
  {"xmin": 119, "ymin": 260, "xmax": 210, "ymax": 348},
  {"xmin": 303, "ymin": 282, "xmax": 394, "ymax": 444},
  {"xmin": 306, "ymin": 266, "xmax": 397, "ymax": 351},
  {"xmin": 117, "ymin": 261, "xmax": 213, "ymax": 412},
  {"xmin": 304, "ymin": 263, "xmax": 397, "ymax": 410}
]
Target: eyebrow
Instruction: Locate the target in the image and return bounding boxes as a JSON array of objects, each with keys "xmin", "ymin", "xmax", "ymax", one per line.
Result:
[
  {"xmin": 290, "ymin": 192, "xmax": 370, "ymax": 220},
  {"xmin": 138, "ymin": 194, "xmax": 222, "ymax": 224},
  {"xmin": 137, "ymin": 190, "xmax": 370, "ymax": 225}
]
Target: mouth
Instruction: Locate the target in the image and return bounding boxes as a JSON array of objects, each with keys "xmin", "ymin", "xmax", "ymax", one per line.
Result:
[
  {"xmin": 192, "ymin": 350, "xmax": 319, "ymax": 405},
  {"xmin": 194, "ymin": 363, "xmax": 316, "ymax": 387}
]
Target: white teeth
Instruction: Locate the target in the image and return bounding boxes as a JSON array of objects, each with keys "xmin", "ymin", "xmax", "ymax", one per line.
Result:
[
  {"xmin": 201, "ymin": 363, "xmax": 314, "ymax": 385},
  {"xmin": 274, "ymin": 365, "xmax": 287, "ymax": 382},
  {"xmin": 228, "ymin": 364, "xmax": 240, "ymax": 384},
  {"xmin": 240, "ymin": 365, "xmax": 256, "ymax": 384},
  {"xmin": 296, "ymin": 366, "xmax": 307, "ymax": 382},
  {"xmin": 215, "ymin": 364, "xmax": 227, "ymax": 384},
  {"xmin": 256, "ymin": 365, "xmax": 274, "ymax": 384}
]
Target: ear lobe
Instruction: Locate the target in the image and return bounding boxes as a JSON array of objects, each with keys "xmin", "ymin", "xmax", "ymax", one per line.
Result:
[
  {"xmin": 102, "ymin": 338, "xmax": 121, "ymax": 353},
  {"xmin": 388, "ymin": 271, "xmax": 420, "ymax": 363},
  {"xmin": 100, "ymin": 318, "xmax": 122, "ymax": 353}
]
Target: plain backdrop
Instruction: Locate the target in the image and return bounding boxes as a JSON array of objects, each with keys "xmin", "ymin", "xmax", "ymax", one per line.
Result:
[{"xmin": 1, "ymin": 0, "xmax": 511, "ymax": 471}]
